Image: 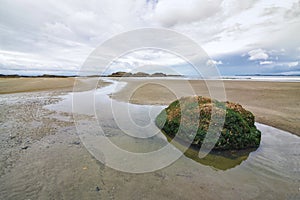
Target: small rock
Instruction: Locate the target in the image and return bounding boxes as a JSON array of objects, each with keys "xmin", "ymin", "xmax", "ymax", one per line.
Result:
[
  {"xmin": 9, "ymin": 135, "xmax": 16, "ymax": 139},
  {"xmin": 21, "ymin": 146, "xmax": 30, "ymax": 150},
  {"xmin": 72, "ymin": 141, "xmax": 80, "ymax": 145}
]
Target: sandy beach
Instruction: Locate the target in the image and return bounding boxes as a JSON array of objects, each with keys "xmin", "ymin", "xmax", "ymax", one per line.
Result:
[
  {"xmin": 0, "ymin": 77, "xmax": 299, "ymax": 199},
  {"xmin": 2, "ymin": 77, "xmax": 299, "ymax": 136},
  {"xmin": 0, "ymin": 77, "xmax": 111, "ymax": 94},
  {"xmin": 2, "ymin": 1, "xmax": 299, "ymax": 199},
  {"xmin": 112, "ymin": 78, "xmax": 300, "ymax": 136}
]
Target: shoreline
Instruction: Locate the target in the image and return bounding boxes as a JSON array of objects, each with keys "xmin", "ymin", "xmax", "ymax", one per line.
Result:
[{"xmin": 1, "ymin": 77, "xmax": 299, "ymax": 136}]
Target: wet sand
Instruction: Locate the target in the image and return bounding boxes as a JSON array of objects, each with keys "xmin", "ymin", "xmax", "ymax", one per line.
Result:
[
  {"xmin": 112, "ymin": 79, "xmax": 300, "ymax": 136},
  {"xmin": 0, "ymin": 77, "xmax": 299, "ymax": 199}
]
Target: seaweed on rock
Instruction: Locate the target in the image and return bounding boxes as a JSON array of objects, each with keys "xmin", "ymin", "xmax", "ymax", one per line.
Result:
[{"xmin": 155, "ymin": 96, "xmax": 261, "ymax": 151}]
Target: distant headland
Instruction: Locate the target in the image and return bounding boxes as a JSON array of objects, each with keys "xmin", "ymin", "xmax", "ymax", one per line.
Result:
[{"xmin": 107, "ymin": 71, "xmax": 181, "ymax": 77}]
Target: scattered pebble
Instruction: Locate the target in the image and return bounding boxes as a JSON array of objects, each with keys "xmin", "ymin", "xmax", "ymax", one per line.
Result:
[
  {"xmin": 9, "ymin": 135, "xmax": 16, "ymax": 139},
  {"xmin": 21, "ymin": 146, "xmax": 30, "ymax": 150},
  {"xmin": 96, "ymin": 186, "xmax": 100, "ymax": 192},
  {"xmin": 72, "ymin": 141, "xmax": 80, "ymax": 145}
]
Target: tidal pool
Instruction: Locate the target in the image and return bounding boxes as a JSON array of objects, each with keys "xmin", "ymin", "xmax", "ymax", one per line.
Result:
[{"xmin": 45, "ymin": 78, "xmax": 300, "ymax": 199}]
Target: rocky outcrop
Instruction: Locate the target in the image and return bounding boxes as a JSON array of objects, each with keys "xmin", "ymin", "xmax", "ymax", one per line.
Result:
[{"xmin": 155, "ymin": 96, "xmax": 261, "ymax": 150}]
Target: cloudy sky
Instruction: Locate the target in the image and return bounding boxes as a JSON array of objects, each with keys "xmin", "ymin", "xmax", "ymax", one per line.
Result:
[{"xmin": 0, "ymin": 0, "xmax": 299, "ymax": 76}]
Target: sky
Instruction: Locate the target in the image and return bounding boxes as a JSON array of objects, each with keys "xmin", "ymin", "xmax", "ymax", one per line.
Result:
[{"xmin": 0, "ymin": 0, "xmax": 300, "ymax": 76}]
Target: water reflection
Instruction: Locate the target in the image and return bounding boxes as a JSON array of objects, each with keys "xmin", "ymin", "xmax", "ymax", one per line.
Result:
[
  {"xmin": 185, "ymin": 148, "xmax": 255, "ymax": 170},
  {"xmin": 95, "ymin": 109, "xmax": 256, "ymax": 170},
  {"xmin": 163, "ymin": 133, "xmax": 257, "ymax": 170}
]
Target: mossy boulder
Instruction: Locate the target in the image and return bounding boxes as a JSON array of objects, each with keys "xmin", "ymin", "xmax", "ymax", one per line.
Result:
[{"xmin": 155, "ymin": 96, "xmax": 261, "ymax": 150}]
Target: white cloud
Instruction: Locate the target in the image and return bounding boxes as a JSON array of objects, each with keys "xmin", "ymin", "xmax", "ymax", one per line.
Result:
[
  {"xmin": 153, "ymin": 0, "xmax": 223, "ymax": 27},
  {"xmin": 0, "ymin": 0, "xmax": 299, "ymax": 75},
  {"xmin": 260, "ymin": 61, "xmax": 273, "ymax": 65},
  {"xmin": 265, "ymin": 61, "xmax": 299, "ymax": 69},
  {"xmin": 206, "ymin": 59, "xmax": 223, "ymax": 67},
  {"xmin": 287, "ymin": 61, "xmax": 299, "ymax": 67},
  {"xmin": 104, "ymin": 49, "xmax": 194, "ymax": 75},
  {"xmin": 111, "ymin": 49, "xmax": 186, "ymax": 69},
  {"xmin": 248, "ymin": 49, "xmax": 269, "ymax": 60}
]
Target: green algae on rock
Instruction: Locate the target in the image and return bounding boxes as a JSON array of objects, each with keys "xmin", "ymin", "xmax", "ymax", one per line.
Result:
[{"xmin": 155, "ymin": 96, "xmax": 261, "ymax": 150}]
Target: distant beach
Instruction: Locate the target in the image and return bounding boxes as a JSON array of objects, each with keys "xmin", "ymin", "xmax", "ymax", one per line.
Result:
[{"xmin": 112, "ymin": 77, "xmax": 300, "ymax": 136}]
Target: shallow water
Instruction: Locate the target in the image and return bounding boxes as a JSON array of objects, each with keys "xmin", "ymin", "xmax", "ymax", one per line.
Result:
[{"xmin": 45, "ymin": 78, "xmax": 300, "ymax": 199}]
